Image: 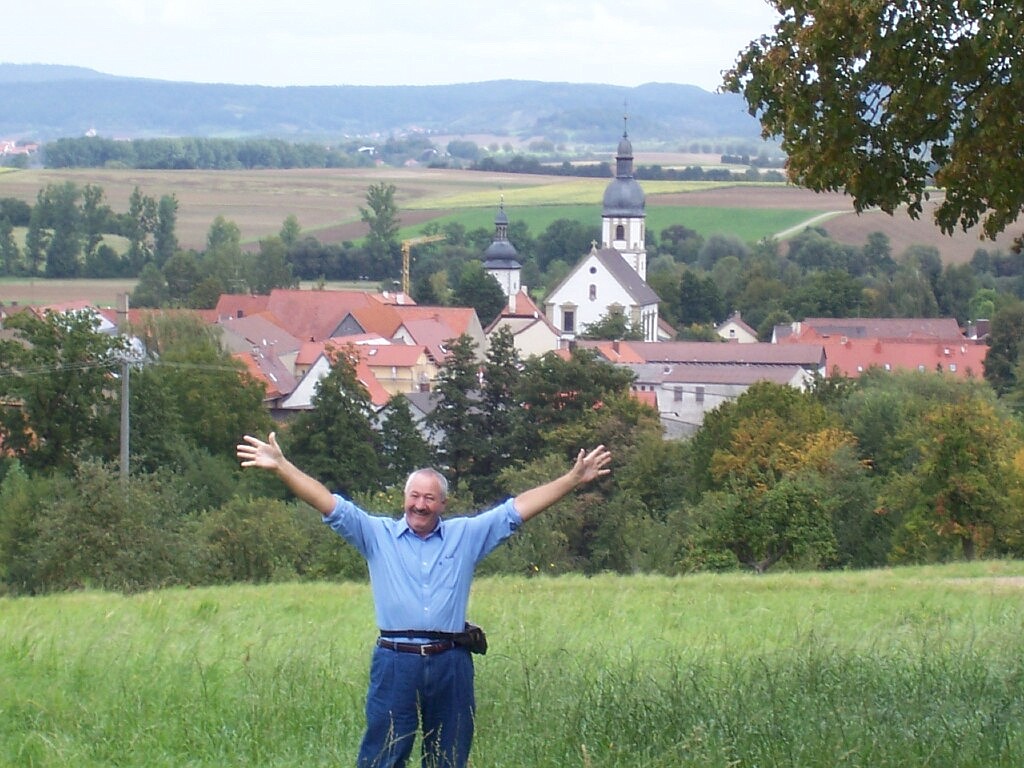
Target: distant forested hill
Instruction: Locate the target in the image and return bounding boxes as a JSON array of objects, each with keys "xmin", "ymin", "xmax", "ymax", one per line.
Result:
[{"xmin": 0, "ymin": 64, "xmax": 761, "ymax": 144}]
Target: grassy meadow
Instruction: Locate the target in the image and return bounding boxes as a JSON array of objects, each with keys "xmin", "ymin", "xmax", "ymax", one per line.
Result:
[{"xmin": 3, "ymin": 562, "xmax": 1023, "ymax": 767}]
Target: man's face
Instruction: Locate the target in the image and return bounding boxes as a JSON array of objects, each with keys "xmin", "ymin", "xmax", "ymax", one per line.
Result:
[{"xmin": 404, "ymin": 471, "xmax": 446, "ymax": 538}]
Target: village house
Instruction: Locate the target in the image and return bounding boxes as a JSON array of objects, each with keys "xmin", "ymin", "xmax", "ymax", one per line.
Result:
[
  {"xmin": 774, "ymin": 317, "xmax": 988, "ymax": 380},
  {"xmin": 575, "ymin": 339, "xmax": 826, "ymax": 437},
  {"xmin": 716, "ymin": 311, "xmax": 759, "ymax": 343},
  {"xmin": 485, "ymin": 287, "xmax": 562, "ymax": 358},
  {"xmin": 209, "ymin": 288, "xmax": 485, "ymax": 412}
]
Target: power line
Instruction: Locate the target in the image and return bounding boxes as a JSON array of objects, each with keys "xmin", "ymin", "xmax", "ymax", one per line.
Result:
[{"xmin": 0, "ymin": 359, "xmax": 245, "ymax": 378}]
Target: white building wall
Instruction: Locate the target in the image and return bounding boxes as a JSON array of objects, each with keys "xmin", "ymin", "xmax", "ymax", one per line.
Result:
[{"xmin": 545, "ymin": 253, "xmax": 641, "ymax": 339}]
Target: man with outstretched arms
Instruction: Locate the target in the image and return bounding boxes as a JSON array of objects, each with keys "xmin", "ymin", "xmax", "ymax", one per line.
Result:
[{"xmin": 237, "ymin": 431, "xmax": 611, "ymax": 768}]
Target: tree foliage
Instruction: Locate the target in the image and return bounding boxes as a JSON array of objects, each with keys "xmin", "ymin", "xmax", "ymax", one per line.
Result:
[
  {"xmin": 285, "ymin": 345, "xmax": 382, "ymax": 496},
  {"xmin": 426, "ymin": 334, "xmax": 486, "ymax": 495},
  {"xmin": 451, "ymin": 261, "xmax": 507, "ymax": 328},
  {"xmin": 725, "ymin": 1, "xmax": 1024, "ymax": 240},
  {"xmin": 360, "ymin": 182, "xmax": 401, "ymax": 273},
  {"xmin": 377, "ymin": 394, "xmax": 434, "ymax": 490},
  {"xmin": 0, "ymin": 309, "xmax": 125, "ymax": 471},
  {"xmin": 876, "ymin": 390, "xmax": 1024, "ymax": 562},
  {"xmin": 126, "ymin": 312, "xmax": 273, "ymax": 472}
]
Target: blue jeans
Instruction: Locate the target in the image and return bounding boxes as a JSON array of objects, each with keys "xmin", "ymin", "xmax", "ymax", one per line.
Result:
[{"xmin": 357, "ymin": 644, "xmax": 476, "ymax": 768}]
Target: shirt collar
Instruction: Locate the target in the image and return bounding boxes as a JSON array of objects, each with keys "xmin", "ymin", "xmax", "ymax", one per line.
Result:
[{"xmin": 394, "ymin": 514, "xmax": 444, "ymax": 540}]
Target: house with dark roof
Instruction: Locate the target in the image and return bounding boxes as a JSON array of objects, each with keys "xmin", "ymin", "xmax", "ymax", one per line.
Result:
[
  {"xmin": 773, "ymin": 317, "xmax": 967, "ymax": 344},
  {"xmin": 578, "ymin": 339, "xmax": 826, "ymax": 438},
  {"xmin": 716, "ymin": 311, "xmax": 759, "ymax": 343}
]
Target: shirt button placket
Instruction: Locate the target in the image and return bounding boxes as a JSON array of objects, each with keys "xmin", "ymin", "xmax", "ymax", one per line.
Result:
[{"xmin": 421, "ymin": 555, "xmax": 430, "ymax": 616}]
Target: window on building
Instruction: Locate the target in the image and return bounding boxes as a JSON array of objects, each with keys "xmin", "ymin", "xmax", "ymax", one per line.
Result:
[
  {"xmin": 589, "ymin": 284, "xmax": 597, "ymax": 300},
  {"xmin": 563, "ymin": 310, "xmax": 575, "ymax": 333},
  {"xmin": 616, "ymin": 224, "xmax": 625, "ymax": 240},
  {"xmin": 695, "ymin": 386, "xmax": 705, "ymax": 403},
  {"xmin": 674, "ymin": 386, "xmax": 683, "ymax": 402}
]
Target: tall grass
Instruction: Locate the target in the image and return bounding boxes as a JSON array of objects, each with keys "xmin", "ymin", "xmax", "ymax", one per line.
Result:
[{"xmin": 3, "ymin": 564, "xmax": 1023, "ymax": 766}]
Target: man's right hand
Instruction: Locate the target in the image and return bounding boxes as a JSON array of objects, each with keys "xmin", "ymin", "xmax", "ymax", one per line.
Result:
[
  {"xmin": 237, "ymin": 432, "xmax": 336, "ymax": 516},
  {"xmin": 237, "ymin": 432, "xmax": 284, "ymax": 471}
]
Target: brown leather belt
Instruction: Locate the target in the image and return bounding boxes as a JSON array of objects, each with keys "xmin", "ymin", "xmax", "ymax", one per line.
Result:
[{"xmin": 377, "ymin": 638, "xmax": 456, "ymax": 656}]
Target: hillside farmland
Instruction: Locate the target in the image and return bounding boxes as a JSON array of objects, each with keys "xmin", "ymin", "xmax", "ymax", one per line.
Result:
[{"xmin": 0, "ymin": 167, "xmax": 1018, "ymax": 263}]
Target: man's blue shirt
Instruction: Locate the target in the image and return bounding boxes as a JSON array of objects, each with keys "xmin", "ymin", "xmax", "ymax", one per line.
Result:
[{"xmin": 323, "ymin": 495, "xmax": 522, "ymax": 637}]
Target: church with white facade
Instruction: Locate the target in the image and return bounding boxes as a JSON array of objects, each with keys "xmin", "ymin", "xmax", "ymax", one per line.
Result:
[
  {"xmin": 542, "ymin": 123, "xmax": 661, "ymax": 343},
  {"xmin": 483, "ymin": 122, "xmax": 663, "ymax": 350}
]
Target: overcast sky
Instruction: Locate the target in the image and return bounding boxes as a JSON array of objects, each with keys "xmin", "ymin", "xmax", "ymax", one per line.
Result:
[{"xmin": 6, "ymin": 0, "xmax": 780, "ymax": 92}]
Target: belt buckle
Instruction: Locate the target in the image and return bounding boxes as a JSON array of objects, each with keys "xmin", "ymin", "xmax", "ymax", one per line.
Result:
[{"xmin": 419, "ymin": 643, "xmax": 431, "ymax": 656}]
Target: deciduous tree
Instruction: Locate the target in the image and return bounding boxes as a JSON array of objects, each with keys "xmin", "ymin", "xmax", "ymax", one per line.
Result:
[
  {"xmin": 0, "ymin": 309, "xmax": 125, "ymax": 471},
  {"xmin": 883, "ymin": 397, "xmax": 1023, "ymax": 561},
  {"xmin": 451, "ymin": 261, "xmax": 507, "ymax": 327},
  {"xmin": 360, "ymin": 182, "xmax": 400, "ymax": 274},
  {"xmin": 725, "ymin": 1, "xmax": 1024, "ymax": 241},
  {"xmin": 127, "ymin": 313, "xmax": 272, "ymax": 468}
]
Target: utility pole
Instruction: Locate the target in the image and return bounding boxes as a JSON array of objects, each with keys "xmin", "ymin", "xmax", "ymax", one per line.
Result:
[{"xmin": 117, "ymin": 293, "xmax": 130, "ymax": 484}]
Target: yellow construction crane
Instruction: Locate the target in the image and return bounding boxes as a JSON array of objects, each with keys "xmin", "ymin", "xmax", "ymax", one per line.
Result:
[{"xmin": 400, "ymin": 233, "xmax": 447, "ymax": 295}]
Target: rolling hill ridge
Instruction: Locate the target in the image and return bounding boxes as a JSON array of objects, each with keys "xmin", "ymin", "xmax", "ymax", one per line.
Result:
[{"xmin": 0, "ymin": 64, "xmax": 762, "ymax": 144}]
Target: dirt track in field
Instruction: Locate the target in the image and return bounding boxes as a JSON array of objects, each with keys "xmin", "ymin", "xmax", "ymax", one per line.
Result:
[{"xmin": 650, "ymin": 185, "xmax": 1019, "ymax": 264}]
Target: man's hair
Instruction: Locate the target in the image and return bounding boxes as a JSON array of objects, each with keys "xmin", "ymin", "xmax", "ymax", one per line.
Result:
[{"xmin": 404, "ymin": 468, "xmax": 449, "ymax": 501}]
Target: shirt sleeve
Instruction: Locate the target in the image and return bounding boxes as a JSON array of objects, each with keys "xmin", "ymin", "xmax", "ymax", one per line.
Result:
[
  {"xmin": 458, "ymin": 497, "xmax": 523, "ymax": 563},
  {"xmin": 322, "ymin": 494, "xmax": 379, "ymax": 558}
]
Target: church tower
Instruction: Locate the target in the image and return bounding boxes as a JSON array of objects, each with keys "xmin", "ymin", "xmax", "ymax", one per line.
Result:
[
  {"xmin": 601, "ymin": 117, "xmax": 647, "ymax": 280},
  {"xmin": 482, "ymin": 199, "xmax": 522, "ymax": 310}
]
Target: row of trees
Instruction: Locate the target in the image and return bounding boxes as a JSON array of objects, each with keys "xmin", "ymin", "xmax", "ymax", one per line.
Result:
[
  {"xmin": 653, "ymin": 227, "xmax": 1024, "ymax": 340},
  {"xmin": 6, "ymin": 174, "xmax": 1024, "ymax": 345},
  {"xmin": 37, "ymin": 135, "xmax": 784, "ymax": 178},
  {"xmin": 42, "ymin": 136, "xmax": 395, "ymax": 170},
  {"xmin": 0, "ymin": 184, "xmax": 178, "ymax": 279},
  {"xmin": 467, "ymin": 155, "xmax": 786, "ymax": 183},
  {"xmin": 2, "ymin": 309, "xmax": 1023, "ymax": 595}
]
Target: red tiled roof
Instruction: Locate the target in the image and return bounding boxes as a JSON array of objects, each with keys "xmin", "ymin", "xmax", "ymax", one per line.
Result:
[
  {"xmin": 349, "ymin": 301, "xmax": 404, "ymax": 338},
  {"xmin": 785, "ymin": 317, "xmax": 967, "ymax": 343},
  {"xmin": 581, "ymin": 340, "xmax": 826, "ymax": 368},
  {"xmin": 821, "ymin": 336, "xmax": 987, "ymax": 379},
  {"xmin": 394, "ymin": 305, "xmax": 478, "ymax": 337},
  {"xmin": 213, "ymin": 289, "xmax": 413, "ymax": 343},
  {"xmin": 361, "ymin": 344, "xmax": 427, "ymax": 366}
]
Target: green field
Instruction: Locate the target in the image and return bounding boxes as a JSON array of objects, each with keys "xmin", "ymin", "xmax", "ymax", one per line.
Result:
[
  {"xmin": 3, "ymin": 563, "xmax": 1023, "ymax": 767},
  {"xmin": 399, "ymin": 203, "xmax": 820, "ymax": 246}
]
